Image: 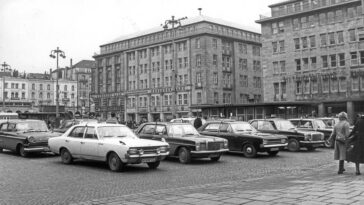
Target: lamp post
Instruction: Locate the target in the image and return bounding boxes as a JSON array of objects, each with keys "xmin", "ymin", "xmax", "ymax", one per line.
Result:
[
  {"xmin": 1, "ymin": 62, "xmax": 11, "ymax": 112},
  {"xmin": 49, "ymin": 47, "xmax": 66, "ymax": 118},
  {"xmin": 162, "ymin": 16, "xmax": 187, "ymax": 119}
]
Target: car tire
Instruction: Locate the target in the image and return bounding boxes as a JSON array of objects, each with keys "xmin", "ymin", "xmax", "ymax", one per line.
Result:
[
  {"xmin": 210, "ymin": 155, "xmax": 221, "ymax": 162},
  {"xmin": 18, "ymin": 144, "xmax": 28, "ymax": 157},
  {"xmin": 60, "ymin": 148, "xmax": 73, "ymax": 164},
  {"xmin": 147, "ymin": 161, "xmax": 160, "ymax": 169},
  {"xmin": 267, "ymin": 150, "xmax": 279, "ymax": 156},
  {"xmin": 242, "ymin": 144, "xmax": 257, "ymax": 158},
  {"xmin": 287, "ymin": 139, "xmax": 300, "ymax": 152},
  {"xmin": 307, "ymin": 146, "xmax": 316, "ymax": 151},
  {"xmin": 108, "ymin": 152, "xmax": 124, "ymax": 172},
  {"xmin": 178, "ymin": 147, "xmax": 191, "ymax": 164}
]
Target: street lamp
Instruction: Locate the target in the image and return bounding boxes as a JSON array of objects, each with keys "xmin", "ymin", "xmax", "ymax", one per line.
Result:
[
  {"xmin": 49, "ymin": 47, "xmax": 66, "ymax": 118},
  {"xmin": 1, "ymin": 62, "xmax": 11, "ymax": 112},
  {"xmin": 161, "ymin": 16, "xmax": 187, "ymax": 119}
]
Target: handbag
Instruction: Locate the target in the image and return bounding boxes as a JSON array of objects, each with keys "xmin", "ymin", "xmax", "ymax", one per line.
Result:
[{"xmin": 347, "ymin": 144, "xmax": 354, "ymax": 153}]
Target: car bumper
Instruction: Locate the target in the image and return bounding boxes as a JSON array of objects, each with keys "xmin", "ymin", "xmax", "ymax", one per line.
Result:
[
  {"xmin": 260, "ymin": 143, "xmax": 288, "ymax": 148},
  {"xmin": 24, "ymin": 146, "xmax": 51, "ymax": 153},
  {"xmin": 190, "ymin": 149, "xmax": 228, "ymax": 158},
  {"xmin": 125, "ymin": 153, "xmax": 169, "ymax": 164},
  {"xmin": 300, "ymin": 141, "xmax": 324, "ymax": 147}
]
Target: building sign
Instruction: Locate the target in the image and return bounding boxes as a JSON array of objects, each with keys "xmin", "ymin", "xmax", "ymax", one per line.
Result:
[{"xmin": 92, "ymin": 92, "xmax": 124, "ymax": 98}]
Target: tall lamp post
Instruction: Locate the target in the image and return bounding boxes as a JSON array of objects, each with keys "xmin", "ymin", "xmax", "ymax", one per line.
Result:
[
  {"xmin": 1, "ymin": 62, "xmax": 11, "ymax": 112},
  {"xmin": 162, "ymin": 16, "xmax": 187, "ymax": 119},
  {"xmin": 49, "ymin": 47, "xmax": 66, "ymax": 118}
]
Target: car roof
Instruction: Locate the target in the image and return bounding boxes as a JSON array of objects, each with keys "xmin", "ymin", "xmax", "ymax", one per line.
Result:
[
  {"xmin": 251, "ymin": 118, "xmax": 286, "ymax": 121},
  {"xmin": 206, "ymin": 120, "xmax": 245, "ymax": 124},
  {"xmin": 1, "ymin": 119, "xmax": 44, "ymax": 123}
]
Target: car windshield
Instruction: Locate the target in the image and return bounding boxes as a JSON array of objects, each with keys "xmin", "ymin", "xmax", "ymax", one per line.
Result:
[
  {"xmin": 315, "ymin": 120, "xmax": 327, "ymax": 129},
  {"xmin": 169, "ymin": 124, "xmax": 199, "ymax": 137},
  {"xmin": 16, "ymin": 121, "xmax": 49, "ymax": 132},
  {"xmin": 275, "ymin": 120, "xmax": 296, "ymax": 130},
  {"xmin": 97, "ymin": 126, "xmax": 138, "ymax": 139},
  {"xmin": 231, "ymin": 123, "xmax": 257, "ymax": 132}
]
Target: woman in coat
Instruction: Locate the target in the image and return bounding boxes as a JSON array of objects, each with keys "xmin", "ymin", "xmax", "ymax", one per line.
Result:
[
  {"xmin": 328, "ymin": 112, "xmax": 351, "ymax": 174},
  {"xmin": 347, "ymin": 114, "xmax": 364, "ymax": 175}
]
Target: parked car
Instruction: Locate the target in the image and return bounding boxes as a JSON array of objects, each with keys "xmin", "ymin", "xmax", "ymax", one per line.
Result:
[
  {"xmin": 48, "ymin": 123, "xmax": 169, "ymax": 171},
  {"xmin": 135, "ymin": 122, "xmax": 228, "ymax": 163},
  {"xmin": 53, "ymin": 119, "xmax": 98, "ymax": 133},
  {"xmin": 170, "ymin": 117, "xmax": 206, "ymax": 126},
  {"xmin": 249, "ymin": 119, "xmax": 324, "ymax": 152},
  {"xmin": 289, "ymin": 118, "xmax": 333, "ymax": 148},
  {"xmin": 317, "ymin": 117, "xmax": 339, "ymax": 129},
  {"xmin": 0, "ymin": 119, "xmax": 60, "ymax": 157},
  {"xmin": 198, "ymin": 121, "xmax": 287, "ymax": 158}
]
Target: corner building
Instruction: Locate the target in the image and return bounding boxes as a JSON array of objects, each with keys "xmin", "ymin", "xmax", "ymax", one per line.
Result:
[
  {"xmin": 257, "ymin": 0, "xmax": 364, "ymax": 121},
  {"xmin": 93, "ymin": 15, "xmax": 262, "ymax": 122}
]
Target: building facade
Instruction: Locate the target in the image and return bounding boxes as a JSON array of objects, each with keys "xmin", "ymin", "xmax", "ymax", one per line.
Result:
[
  {"xmin": 257, "ymin": 0, "xmax": 364, "ymax": 121},
  {"xmin": 92, "ymin": 15, "xmax": 262, "ymax": 122},
  {"xmin": 0, "ymin": 76, "xmax": 32, "ymax": 113}
]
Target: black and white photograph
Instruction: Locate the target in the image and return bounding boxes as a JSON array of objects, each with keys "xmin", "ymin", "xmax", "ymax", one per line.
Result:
[{"xmin": 1, "ymin": 0, "xmax": 364, "ymax": 204}]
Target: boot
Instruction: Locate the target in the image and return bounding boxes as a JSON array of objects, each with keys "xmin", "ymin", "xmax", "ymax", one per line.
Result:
[
  {"xmin": 356, "ymin": 163, "xmax": 361, "ymax": 175},
  {"xmin": 338, "ymin": 160, "xmax": 345, "ymax": 174}
]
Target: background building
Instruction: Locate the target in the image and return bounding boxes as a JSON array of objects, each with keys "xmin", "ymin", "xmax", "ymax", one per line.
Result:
[
  {"xmin": 92, "ymin": 15, "xmax": 262, "ymax": 122},
  {"xmin": 257, "ymin": 0, "xmax": 364, "ymax": 121}
]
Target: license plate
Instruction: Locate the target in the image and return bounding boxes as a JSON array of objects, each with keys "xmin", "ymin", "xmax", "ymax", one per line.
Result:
[
  {"xmin": 270, "ymin": 148, "xmax": 279, "ymax": 151},
  {"xmin": 209, "ymin": 153, "xmax": 220, "ymax": 158},
  {"xmin": 142, "ymin": 158, "xmax": 156, "ymax": 163}
]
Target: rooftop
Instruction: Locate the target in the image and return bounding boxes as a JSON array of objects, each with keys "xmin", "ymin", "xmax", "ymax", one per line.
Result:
[
  {"xmin": 104, "ymin": 15, "xmax": 260, "ymax": 46},
  {"xmin": 72, "ymin": 60, "xmax": 96, "ymax": 69}
]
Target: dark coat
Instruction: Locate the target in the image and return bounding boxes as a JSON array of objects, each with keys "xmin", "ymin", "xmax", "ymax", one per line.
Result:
[
  {"xmin": 194, "ymin": 117, "xmax": 202, "ymax": 129},
  {"xmin": 347, "ymin": 117, "xmax": 364, "ymax": 163}
]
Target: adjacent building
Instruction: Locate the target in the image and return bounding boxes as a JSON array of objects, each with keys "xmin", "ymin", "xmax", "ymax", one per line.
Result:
[
  {"xmin": 256, "ymin": 0, "xmax": 364, "ymax": 121},
  {"xmin": 92, "ymin": 15, "xmax": 262, "ymax": 122}
]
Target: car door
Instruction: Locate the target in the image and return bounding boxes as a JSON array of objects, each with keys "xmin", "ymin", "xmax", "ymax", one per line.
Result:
[
  {"xmin": 80, "ymin": 126, "xmax": 101, "ymax": 160},
  {"xmin": 218, "ymin": 123, "xmax": 239, "ymax": 151},
  {"xmin": 138, "ymin": 124, "xmax": 157, "ymax": 140},
  {"xmin": 65, "ymin": 126, "xmax": 85, "ymax": 156},
  {"xmin": 257, "ymin": 120, "xmax": 279, "ymax": 135}
]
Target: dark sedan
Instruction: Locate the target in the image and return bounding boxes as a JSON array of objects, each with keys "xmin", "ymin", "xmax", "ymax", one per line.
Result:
[
  {"xmin": 135, "ymin": 122, "xmax": 228, "ymax": 164},
  {"xmin": 0, "ymin": 119, "xmax": 60, "ymax": 157},
  {"xmin": 198, "ymin": 121, "xmax": 287, "ymax": 158},
  {"xmin": 249, "ymin": 119, "xmax": 324, "ymax": 152}
]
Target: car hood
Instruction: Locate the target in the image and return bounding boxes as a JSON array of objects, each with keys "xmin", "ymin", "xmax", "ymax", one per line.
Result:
[
  {"xmin": 103, "ymin": 137, "xmax": 169, "ymax": 147},
  {"xmin": 19, "ymin": 131, "xmax": 61, "ymax": 142},
  {"xmin": 235, "ymin": 131, "xmax": 287, "ymax": 139},
  {"xmin": 182, "ymin": 135, "xmax": 226, "ymax": 143}
]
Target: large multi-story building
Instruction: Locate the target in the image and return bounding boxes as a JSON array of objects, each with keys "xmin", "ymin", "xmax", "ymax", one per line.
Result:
[
  {"xmin": 92, "ymin": 15, "xmax": 262, "ymax": 122},
  {"xmin": 256, "ymin": 0, "xmax": 364, "ymax": 121}
]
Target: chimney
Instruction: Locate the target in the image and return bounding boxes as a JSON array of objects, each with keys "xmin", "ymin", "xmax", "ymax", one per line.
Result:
[
  {"xmin": 50, "ymin": 68, "xmax": 53, "ymax": 80},
  {"xmin": 198, "ymin": 8, "xmax": 202, "ymax": 16}
]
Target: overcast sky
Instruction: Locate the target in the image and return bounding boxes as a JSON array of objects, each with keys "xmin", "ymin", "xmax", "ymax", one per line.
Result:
[{"xmin": 0, "ymin": 0, "xmax": 281, "ymax": 73}]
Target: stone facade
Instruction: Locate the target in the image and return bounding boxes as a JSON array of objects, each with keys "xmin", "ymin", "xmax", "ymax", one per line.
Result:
[{"xmin": 257, "ymin": 0, "xmax": 364, "ymax": 121}]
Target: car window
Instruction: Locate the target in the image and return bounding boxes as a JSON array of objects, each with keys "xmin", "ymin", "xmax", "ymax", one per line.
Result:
[
  {"xmin": 155, "ymin": 125, "xmax": 167, "ymax": 135},
  {"xmin": 84, "ymin": 127, "xmax": 97, "ymax": 139},
  {"xmin": 141, "ymin": 124, "xmax": 156, "ymax": 134},
  {"xmin": 0, "ymin": 123, "xmax": 7, "ymax": 131},
  {"xmin": 8, "ymin": 123, "xmax": 16, "ymax": 131},
  {"xmin": 203, "ymin": 123, "xmax": 220, "ymax": 132},
  {"xmin": 258, "ymin": 121, "xmax": 275, "ymax": 130},
  {"xmin": 231, "ymin": 123, "xmax": 256, "ymax": 132},
  {"xmin": 168, "ymin": 124, "xmax": 199, "ymax": 137},
  {"xmin": 290, "ymin": 120, "xmax": 299, "ymax": 127},
  {"xmin": 68, "ymin": 126, "xmax": 85, "ymax": 138},
  {"xmin": 250, "ymin": 121, "xmax": 258, "ymax": 129},
  {"xmin": 300, "ymin": 120, "xmax": 313, "ymax": 128},
  {"xmin": 219, "ymin": 123, "xmax": 231, "ymax": 133},
  {"xmin": 97, "ymin": 126, "xmax": 138, "ymax": 139},
  {"xmin": 315, "ymin": 120, "xmax": 326, "ymax": 129}
]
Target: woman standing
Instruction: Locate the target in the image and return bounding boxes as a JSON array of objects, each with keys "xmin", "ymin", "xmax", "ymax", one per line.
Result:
[
  {"xmin": 329, "ymin": 112, "xmax": 351, "ymax": 174},
  {"xmin": 347, "ymin": 115, "xmax": 364, "ymax": 175}
]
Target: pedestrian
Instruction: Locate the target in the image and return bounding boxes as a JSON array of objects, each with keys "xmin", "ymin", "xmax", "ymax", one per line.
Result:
[
  {"xmin": 106, "ymin": 113, "xmax": 119, "ymax": 124},
  {"xmin": 194, "ymin": 115, "xmax": 203, "ymax": 130},
  {"xmin": 347, "ymin": 114, "xmax": 364, "ymax": 175},
  {"xmin": 328, "ymin": 111, "xmax": 351, "ymax": 174}
]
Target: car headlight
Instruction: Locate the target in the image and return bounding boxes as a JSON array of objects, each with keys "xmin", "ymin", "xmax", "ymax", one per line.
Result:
[
  {"xmin": 304, "ymin": 133, "xmax": 311, "ymax": 141},
  {"xmin": 281, "ymin": 138, "xmax": 286, "ymax": 143},
  {"xmin": 263, "ymin": 139, "xmax": 268, "ymax": 145},
  {"xmin": 28, "ymin": 136, "xmax": 36, "ymax": 143},
  {"xmin": 160, "ymin": 146, "xmax": 168, "ymax": 153},
  {"xmin": 224, "ymin": 140, "xmax": 228, "ymax": 148},
  {"xmin": 200, "ymin": 142, "xmax": 207, "ymax": 150},
  {"xmin": 128, "ymin": 148, "xmax": 139, "ymax": 155}
]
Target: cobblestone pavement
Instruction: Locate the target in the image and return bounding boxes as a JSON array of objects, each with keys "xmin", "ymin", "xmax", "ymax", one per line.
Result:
[{"xmin": 71, "ymin": 162, "xmax": 364, "ymax": 205}]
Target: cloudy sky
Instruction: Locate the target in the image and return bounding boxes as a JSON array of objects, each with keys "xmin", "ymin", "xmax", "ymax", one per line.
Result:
[{"xmin": 0, "ymin": 0, "xmax": 281, "ymax": 73}]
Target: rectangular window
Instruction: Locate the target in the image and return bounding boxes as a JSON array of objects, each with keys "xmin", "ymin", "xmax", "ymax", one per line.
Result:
[
  {"xmin": 319, "ymin": 13, "xmax": 326, "ymax": 25},
  {"xmin": 303, "ymin": 58, "xmax": 309, "ymax": 70},
  {"xmin": 213, "ymin": 55, "xmax": 218, "ymax": 66},
  {"xmin": 320, "ymin": 33, "xmax": 327, "ymax": 46},
  {"xmin": 309, "ymin": 35, "xmax": 316, "ymax": 48},
  {"xmin": 295, "ymin": 59, "xmax": 301, "ymax": 71},
  {"xmin": 351, "ymin": 51, "xmax": 358, "ymax": 65},
  {"xmin": 273, "ymin": 62, "xmax": 279, "ymax": 74},
  {"xmin": 272, "ymin": 42, "xmax": 278, "ymax": 53},
  {"xmin": 212, "ymin": 38, "xmax": 217, "ymax": 49},
  {"xmin": 296, "ymin": 81, "xmax": 302, "ymax": 94},
  {"xmin": 352, "ymin": 76, "xmax": 359, "ymax": 90},
  {"xmin": 322, "ymin": 55, "xmax": 328, "ymax": 68},
  {"xmin": 304, "ymin": 80, "xmax": 310, "ymax": 94},
  {"xmin": 311, "ymin": 57, "xmax": 317, "ymax": 69},
  {"xmin": 337, "ymin": 31, "xmax": 344, "ymax": 44},
  {"xmin": 293, "ymin": 18, "xmax": 300, "ymax": 30},
  {"xmin": 279, "ymin": 41, "xmax": 285, "ymax": 52},
  {"xmin": 301, "ymin": 16, "xmax": 308, "ymax": 29},
  {"xmin": 294, "ymin": 38, "xmax": 300, "ymax": 50},
  {"xmin": 213, "ymin": 73, "xmax": 218, "ymax": 85},
  {"xmin": 197, "ymin": 92, "xmax": 202, "ymax": 104},
  {"xmin": 331, "ymin": 77, "xmax": 338, "ymax": 92},
  {"xmin": 338, "ymin": 53, "xmax": 345, "ymax": 66},
  {"xmin": 339, "ymin": 77, "xmax": 346, "ymax": 92},
  {"xmin": 312, "ymin": 79, "xmax": 318, "ymax": 93},
  {"xmin": 195, "ymin": 38, "xmax": 201, "ymax": 49},
  {"xmin": 349, "ymin": 29, "xmax": 356, "ymax": 41},
  {"xmin": 360, "ymin": 51, "xmax": 364, "ymax": 64},
  {"xmin": 322, "ymin": 78, "xmax": 329, "ymax": 92},
  {"xmin": 280, "ymin": 61, "xmax": 286, "ymax": 73},
  {"xmin": 328, "ymin": 32, "xmax": 335, "ymax": 45},
  {"xmin": 196, "ymin": 54, "xmax": 201, "ymax": 67},
  {"xmin": 302, "ymin": 37, "xmax": 308, "ymax": 49},
  {"xmin": 330, "ymin": 54, "xmax": 337, "ymax": 67},
  {"xmin": 272, "ymin": 22, "xmax": 278, "ymax": 34}
]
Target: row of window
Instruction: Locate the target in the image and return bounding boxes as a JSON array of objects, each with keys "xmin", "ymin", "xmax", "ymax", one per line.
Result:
[
  {"xmin": 4, "ymin": 83, "xmax": 26, "ymax": 90},
  {"xmin": 271, "ymin": 4, "xmax": 362, "ymax": 34}
]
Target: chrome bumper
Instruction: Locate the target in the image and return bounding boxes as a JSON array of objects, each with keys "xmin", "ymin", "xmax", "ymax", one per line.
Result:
[
  {"xmin": 300, "ymin": 141, "xmax": 324, "ymax": 145},
  {"xmin": 24, "ymin": 146, "xmax": 51, "ymax": 153},
  {"xmin": 260, "ymin": 143, "xmax": 288, "ymax": 148},
  {"xmin": 191, "ymin": 149, "xmax": 229, "ymax": 154}
]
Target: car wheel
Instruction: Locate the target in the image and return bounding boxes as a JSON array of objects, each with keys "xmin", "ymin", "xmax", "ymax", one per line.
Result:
[
  {"xmin": 108, "ymin": 152, "xmax": 124, "ymax": 172},
  {"xmin": 60, "ymin": 148, "xmax": 73, "ymax": 164},
  {"xmin": 147, "ymin": 161, "xmax": 160, "ymax": 169},
  {"xmin": 287, "ymin": 139, "xmax": 300, "ymax": 152},
  {"xmin": 210, "ymin": 155, "xmax": 221, "ymax": 162},
  {"xmin": 178, "ymin": 147, "xmax": 191, "ymax": 164},
  {"xmin": 307, "ymin": 146, "xmax": 316, "ymax": 151},
  {"xmin": 267, "ymin": 150, "xmax": 279, "ymax": 156},
  {"xmin": 242, "ymin": 144, "xmax": 257, "ymax": 158},
  {"xmin": 18, "ymin": 144, "xmax": 28, "ymax": 157}
]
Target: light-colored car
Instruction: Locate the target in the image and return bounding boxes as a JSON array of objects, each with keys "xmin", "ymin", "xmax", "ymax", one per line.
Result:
[
  {"xmin": 49, "ymin": 123, "xmax": 169, "ymax": 171},
  {"xmin": 170, "ymin": 117, "xmax": 206, "ymax": 126}
]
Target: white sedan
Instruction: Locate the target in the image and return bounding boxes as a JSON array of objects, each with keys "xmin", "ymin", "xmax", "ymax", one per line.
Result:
[{"xmin": 49, "ymin": 123, "xmax": 169, "ymax": 171}]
